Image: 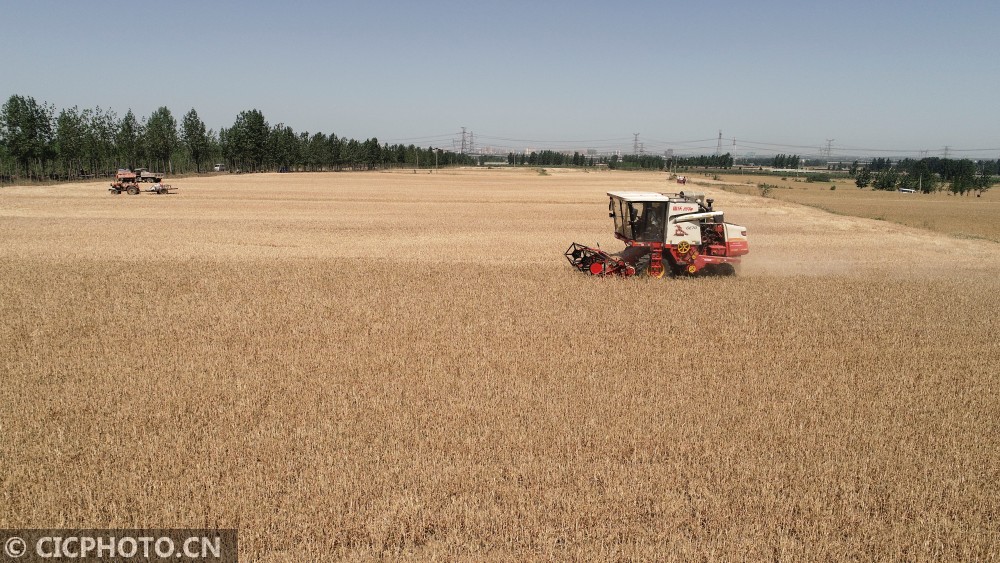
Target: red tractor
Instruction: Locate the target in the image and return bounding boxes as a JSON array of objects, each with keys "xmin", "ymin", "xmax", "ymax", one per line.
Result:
[
  {"xmin": 109, "ymin": 169, "xmax": 141, "ymax": 195},
  {"xmin": 566, "ymin": 191, "xmax": 749, "ymax": 277}
]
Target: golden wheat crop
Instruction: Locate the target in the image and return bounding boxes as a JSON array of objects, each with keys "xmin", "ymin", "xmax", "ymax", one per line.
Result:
[{"xmin": 1, "ymin": 168, "xmax": 998, "ymax": 560}]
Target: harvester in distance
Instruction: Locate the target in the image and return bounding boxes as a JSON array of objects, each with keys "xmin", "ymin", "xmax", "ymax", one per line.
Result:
[{"xmin": 566, "ymin": 191, "xmax": 748, "ymax": 278}]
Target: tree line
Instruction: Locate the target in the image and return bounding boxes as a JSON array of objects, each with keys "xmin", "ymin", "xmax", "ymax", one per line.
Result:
[
  {"xmin": 500, "ymin": 151, "xmax": 737, "ymax": 171},
  {"xmin": 501, "ymin": 151, "xmax": 669, "ymax": 169},
  {"xmin": 851, "ymin": 157, "xmax": 996, "ymax": 195},
  {"xmin": 0, "ymin": 94, "xmax": 476, "ymax": 182},
  {"xmin": 771, "ymin": 154, "xmax": 801, "ymax": 169},
  {"xmin": 505, "ymin": 150, "xmax": 600, "ymax": 167},
  {"xmin": 7, "ymin": 92, "xmax": 994, "ymax": 194}
]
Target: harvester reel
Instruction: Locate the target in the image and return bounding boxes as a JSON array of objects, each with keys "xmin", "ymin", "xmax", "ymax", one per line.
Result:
[{"xmin": 565, "ymin": 242, "xmax": 634, "ymax": 277}]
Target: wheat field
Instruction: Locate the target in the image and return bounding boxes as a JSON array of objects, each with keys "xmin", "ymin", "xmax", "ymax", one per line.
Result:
[
  {"xmin": 1, "ymin": 168, "xmax": 998, "ymax": 560},
  {"xmin": 705, "ymin": 172, "xmax": 1000, "ymax": 243}
]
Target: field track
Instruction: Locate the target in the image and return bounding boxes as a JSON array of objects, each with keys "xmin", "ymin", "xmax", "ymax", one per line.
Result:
[{"xmin": 2, "ymin": 168, "xmax": 998, "ymax": 560}]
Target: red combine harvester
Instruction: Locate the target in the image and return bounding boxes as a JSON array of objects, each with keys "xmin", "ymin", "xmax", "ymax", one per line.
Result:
[{"xmin": 566, "ymin": 191, "xmax": 748, "ymax": 277}]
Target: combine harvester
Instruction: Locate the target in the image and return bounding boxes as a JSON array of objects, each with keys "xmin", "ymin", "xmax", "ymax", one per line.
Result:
[{"xmin": 566, "ymin": 191, "xmax": 748, "ymax": 277}]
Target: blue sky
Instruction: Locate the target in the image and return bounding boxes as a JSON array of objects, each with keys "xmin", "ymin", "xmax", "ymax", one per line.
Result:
[{"xmin": 2, "ymin": 0, "xmax": 998, "ymax": 157}]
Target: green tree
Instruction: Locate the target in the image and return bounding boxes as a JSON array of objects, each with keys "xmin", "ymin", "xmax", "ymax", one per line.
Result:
[
  {"xmin": 269, "ymin": 123, "xmax": 298, "ymax": 170},
  {"xmin": 363, "ymin": 137, "xmax": 381, "ymax": 170},
  {"xmin": 227, "ymin": 109, "xmax": 269, "ymax": 171},
  {"xmin": 82, "ymin": 107, "xmax": 117, "ymax": 177},
  {"xmin": 144, "ymin": 106, "xmax": 178, "ymax": 173},
  {"xmin": 181, "ymin": 108, "xmax": 209, "ymax": 173},
  {"xmin": 872, "ymin": 167, "xmax": 899, "ymax": 191},
  {"xmin": 116, "ymin": 110, "xmax": 143, "ymax": 170},
  {"xmin": 326, "ymin": 133, "xmax": 342, "ymax": 170},
  {"xmin": 343, "ymin": 139, "xmax": 363, "ymax": 169},
  {"xmin": 55, "ymin": 106, "xmax": 86, "ymax": 177},
  {"xmin": 974, "ymin": 168, "xmax": 994, "ymax": 196},
  {"xmin": 898, "ymin": 160, "xmax": 937, "ymax": 193},
  {"xmin": 855, "ymin": 168, "xmax": 872, "ymax": 188},
  {"xmin": 304, "ymin": 132, "xmax": 327, "ymax": 171},
  {"xmin": 205, "ymin": 129, "xmax": 222, "ymax": 168},
  {"xmin": 0, "ymin": 94, "xmax": 55, "ymax": 178},
  {"xmin": 948, "ymin": 160, "xmax": 977, "ymax": 195}
]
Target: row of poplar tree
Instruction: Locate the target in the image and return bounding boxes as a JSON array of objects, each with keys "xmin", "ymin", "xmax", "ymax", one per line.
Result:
[
  {"xmin": 502, "ymin": 151, "xmax": 736, "ymax": 170},
  {"xmin": 850, "ymin": 157, "xmax": 996, "ymax": 195},
  {"xmin": 0, "ymin": 94, "xmax": 477, "ymax": 181}
]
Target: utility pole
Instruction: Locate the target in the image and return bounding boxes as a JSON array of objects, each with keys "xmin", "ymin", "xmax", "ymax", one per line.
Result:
[
  {"xmin": 633, "ymin": 133, "xmax": 640, "ymax": 155},
  {"xmin": 943, "ymin": 146, "xmax": 950, "ymax": 159},
  {"xmin": 461, "ymin": 127, "xmax": 467, "ymax": 155},
  {"xmin": 716, "ymin": 130, "xmax": 723, "ymax": 156},
  {"xmin": 469, "ymin": 131, "xmax": 475, "ymax": 155},
  {"xmin": 826, "ymin": 139, "xmax": 835, "ymax": 159}
]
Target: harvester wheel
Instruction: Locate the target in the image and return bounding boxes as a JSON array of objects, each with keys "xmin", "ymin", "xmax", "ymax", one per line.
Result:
[
  {"xmin": 648, "ymin": 262, "xmax": 665, "ymax": 278},
  {"xmin": 127, "ymin": 186, "xmax": 140, "ymax": 195},
  {"xmin": 716, "ymin": 263, "xmax": 736, "ymax": 276},
  {"xmin": 634, "ymin": 256, "xmax": 648, "ymax": 275},
  {"xmin": 677, "ymin": 241, "xmax": 691, "ymax": 255},
  {"xmin": 663, "ymin": 254, "xmax": 683, "ymax": 277}
]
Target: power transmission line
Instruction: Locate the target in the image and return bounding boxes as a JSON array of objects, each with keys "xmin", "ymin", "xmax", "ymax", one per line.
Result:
[{"xmin": 383, "ymin": 130, "xmax": 1000, "ymax": 159}]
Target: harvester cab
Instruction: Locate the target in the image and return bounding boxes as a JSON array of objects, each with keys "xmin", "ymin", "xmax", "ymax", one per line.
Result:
[{"xmin": 566, "ymin": 191, "xmax": 748, "ymax": 277}]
